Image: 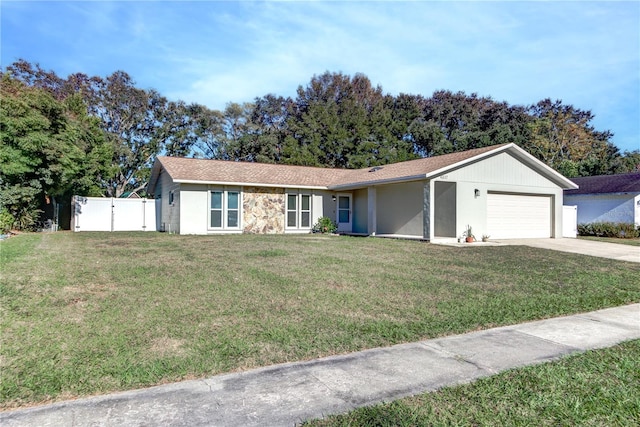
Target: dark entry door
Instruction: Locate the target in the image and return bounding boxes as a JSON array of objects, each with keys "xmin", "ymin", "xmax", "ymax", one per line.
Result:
[{"xmin": 434, "ymin": 181, "xmax": 456, "ymax": 237}]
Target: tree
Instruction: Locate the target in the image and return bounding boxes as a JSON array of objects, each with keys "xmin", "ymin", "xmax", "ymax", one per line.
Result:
[
  {"xmin": 619, "ymin": 150, "xmax": 640, "ymax": 173},
  {"xmin": 217, "ymin": 102, "xmax": 258, "ymax": 161},
  {"xmin": 525, "ymin": 99, "xmax": 614, "ymax": 177},
  {"xmin": 5, "ymin": 60, "xmax": 204, "ymax": 197},
  {"xmin": 0, "ymin": 74, "xmax": 109, "ymax": 229},
  {"xmin": 192, "ymin": 105, "xmax": 227, "ymax": 159},
  {"xmin": 243, "ymin": 94, "xmax": 293, "ymax": 163},
  {"xmin": 83, "ymin": 72, "xmax": 177, "ymax": 196},
  {"xmin": 283, "ymin": 71, "xmax": 416, "ymax": 168},
  {"xmin": 417, "ymin": 90, "xmax": 532, "ymax": 157}
]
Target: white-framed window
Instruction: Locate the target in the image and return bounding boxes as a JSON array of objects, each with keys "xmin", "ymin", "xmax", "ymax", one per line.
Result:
[
  {"xmin": 286, "ymin": 192, "xmax": 312, "ymax": 229},
  {"xmin": 209, "ymin": 188, "xmax": 241, "ymax": 230}
]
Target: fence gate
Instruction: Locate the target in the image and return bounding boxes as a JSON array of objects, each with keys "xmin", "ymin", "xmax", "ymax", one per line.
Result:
[
  {"xmin": 562, "ymin": 205, "xmax": 578, "ymax": 238},
  {"xmin": 72, "ymin": 196, "xmax": 156, "ymax": 232}
]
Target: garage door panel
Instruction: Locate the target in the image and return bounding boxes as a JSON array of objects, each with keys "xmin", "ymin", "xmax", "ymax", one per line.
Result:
[{"xmin": 487, "ymin": 193, "xmax": 551, "ymax": 239}]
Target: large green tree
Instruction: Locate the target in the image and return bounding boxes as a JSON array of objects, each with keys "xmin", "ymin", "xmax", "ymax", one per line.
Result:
[
  {"xmin": 619, "ymin": 150, "xmax": 640, "ymax": 173},
  {"xmin": 242, "ymin": 94, "xmax": 293, "ymax": 163},
  {"xmin": 84, "ymin": 71, "xmax": 202, "ymax": 196},
  {"xmin": 414, "ymin": 90, "xmax": 532, "ymax": 157},
  {"xmin": 524, "ymin": 99, "xmax": 616, "ymax": 177},
  {"xmin": 0, "ymin": 74, "xmax": 110, "ymax": 230},
  {"xmin": 5, "ymin": 60, "xmax": 204, "ymax": 197},
  {"xmin": 282, "ymin": 72, "xmax": 416, "ymax": 168}
]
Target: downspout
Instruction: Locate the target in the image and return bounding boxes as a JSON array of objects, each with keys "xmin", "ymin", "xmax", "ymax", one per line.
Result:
[{"xmin": 423, "ymin": 181, "xmax": 431, "ymax": 241}]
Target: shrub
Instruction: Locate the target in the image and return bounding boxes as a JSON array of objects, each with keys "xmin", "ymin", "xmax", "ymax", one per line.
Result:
[
  {"xmin": 312, "ymin": 216, "xmax": 337, "ymax": 234},
  {"xmin": 577, "ymin": 222, "xmax": 640, "ymax": 239},
  {"xmin": 0, "ymin": 208, "xmax": 14, "ymax": 234}
]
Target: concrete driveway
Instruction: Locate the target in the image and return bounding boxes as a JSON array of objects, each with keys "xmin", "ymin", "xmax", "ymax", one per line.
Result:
[{"xmin": 498, "ymin": 238, "xmax": 639, "ymax": 263}]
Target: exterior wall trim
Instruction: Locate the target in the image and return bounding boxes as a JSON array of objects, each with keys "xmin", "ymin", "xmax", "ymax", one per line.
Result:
[{"xmin": 174, "ymin": 179, "xmax": 326, "ymax": 190}]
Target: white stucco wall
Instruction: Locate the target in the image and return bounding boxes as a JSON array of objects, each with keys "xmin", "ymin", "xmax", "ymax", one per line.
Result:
[
  {"xmin": 155, "ymin": 170, "xmax": 180, "ymax": 233},
  {"xmin": 431, "ymin": 152, "xmax": 564, "ymax": 239},
  {"xmin": 314, "ymin": 190, "xmax": 334, "ymax": 227},
  {"xmin": 179, "ymin": 184, "xmax": 209, "ymax": 235},
  {"xmin": 171, "ymin": 183, "xmax": 333, "ymax": 235},
  {"xmin": 564, "ymin": 193, "xmax": 639, "ymax": 226}
]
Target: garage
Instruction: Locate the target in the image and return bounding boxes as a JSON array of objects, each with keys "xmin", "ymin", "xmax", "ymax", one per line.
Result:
[{"xmin": 487, "ymin": 193, "xmax": 552, "ymax": 239}]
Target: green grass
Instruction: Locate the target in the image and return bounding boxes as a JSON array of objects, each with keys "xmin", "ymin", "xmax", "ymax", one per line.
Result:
[
  {"xmin": 1, "ymin": 232, "xmax": 639, "ymax": 409},
  {"xmin": 578, "ymin": 235, "xmax": 640, "ymax": 247},
  {"xmin": 304, "ymin": 339, "xmax": 640, "ymax": 426}
]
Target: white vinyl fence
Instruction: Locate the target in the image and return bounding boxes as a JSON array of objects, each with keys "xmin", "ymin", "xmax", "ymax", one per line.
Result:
[
  {"xmin": 72, "ymin": 196, "xmax": 156, "ymax": 232},
  {"xmin": 562, "ymin": 205, "xmax": 578, "ymax": 238}
]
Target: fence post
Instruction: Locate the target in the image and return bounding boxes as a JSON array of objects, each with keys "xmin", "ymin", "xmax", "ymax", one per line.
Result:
[
  {"xmin": 142, "ymin": 199, "xmax": 147, "ymax": 231},
  {"xmin": 111, "ymin": 198, "xmax": 115, "ymax": 232}
]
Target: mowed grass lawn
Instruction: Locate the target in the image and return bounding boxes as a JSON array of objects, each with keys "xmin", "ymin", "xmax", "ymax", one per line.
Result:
[
  {"xmin": 1, "ymin": 232, "xmax": 639, "ymax": 409},
  {"xmin": 305, "ymin": 340, "xmax": 640, "ymax": 426},
  {"xmin": 578, "ymin": 235, "xmax": 640, "ymax": 247}
]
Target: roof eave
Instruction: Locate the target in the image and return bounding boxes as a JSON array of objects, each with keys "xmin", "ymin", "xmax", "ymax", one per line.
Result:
[
  {"xmin": 173, "ymin": 179, "xmax": 328, "ymax": 190},
  {"xmin": 424, "ymin": 143, "xmax": 578, "ymax": 189},
  {"xmin": 505, "ymin": 145, "xmax": 579, "ymax": 189},
  {"xmin": 328, "ymin": 174, "xmax": 428, "ymax": 190},
  {"xmin": 565, "ymin": 191, "xmax": 640, "ymax": 197},
  {"xmin": 146, "ymin": 159, "xmax": 163, "ymax": 195}
]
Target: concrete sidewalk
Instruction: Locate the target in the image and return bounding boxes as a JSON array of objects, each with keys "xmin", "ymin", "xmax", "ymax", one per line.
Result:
[{"xmin": 2, "ymin": 304, "xmax": 639, "ymax": 427}]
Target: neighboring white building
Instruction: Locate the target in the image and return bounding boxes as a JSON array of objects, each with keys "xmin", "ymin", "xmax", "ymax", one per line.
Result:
[
  {"xmin": 564, "ymin": 172, "xmax": 640, "ymax": 227},
  {"xmin": 147, "ymin": 143, "xmax": 578, "ymax": 240}
]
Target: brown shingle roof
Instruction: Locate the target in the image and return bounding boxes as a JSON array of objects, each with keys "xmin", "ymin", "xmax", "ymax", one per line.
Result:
[
  {"xmin": 153, "ymin": 145, "xmax": 508, "ymax": 191},
  {"xmin": 330, "ymin": 145, "xmax": 507, "ymax": 189},
  {"xmin": 148, "ymin": 143, "xmax": 578, "ymax": 193},
  {"xmin": 565, "ymin": 172, "xmax": 640, "ymax": 195},
  {"xmin": 155, "ymin": 157, "xmax": 355, "ymax": 188}
]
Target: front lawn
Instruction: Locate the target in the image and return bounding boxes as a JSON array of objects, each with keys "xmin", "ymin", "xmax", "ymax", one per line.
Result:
[
  {"xmin": 1, "ymin": 232, "xmax": 639, "ymax": 409},
  {"xmin": 578, "ymin": 235, "xmax": 640, "ymax": 247},
  {"xmin": 305, "ymin": 339, "xmax": 640, "ymax": 426}
]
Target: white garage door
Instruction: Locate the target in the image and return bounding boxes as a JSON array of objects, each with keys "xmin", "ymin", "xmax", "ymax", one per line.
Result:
[{"xmin": 487, "ymin": 193, "xmax": 552, "ymax": 239}]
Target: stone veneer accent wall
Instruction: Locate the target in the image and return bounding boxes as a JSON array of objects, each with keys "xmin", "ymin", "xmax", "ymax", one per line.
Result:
[{"xmin": 242, "ymin": 187, "xmax": 286, "ymax": 234}]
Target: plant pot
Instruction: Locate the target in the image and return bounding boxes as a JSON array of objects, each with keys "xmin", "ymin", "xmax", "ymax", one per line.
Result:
[{"xmin": 465, "ymin": 237, "xmax": 474, "ymax": 243}]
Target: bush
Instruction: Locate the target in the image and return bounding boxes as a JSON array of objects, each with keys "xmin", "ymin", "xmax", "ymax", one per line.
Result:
[
  {"xmin": 577, "ymin": 222, "xmax": 640, "ymax": 239},
  {"xmin": 0, "ymin": 208, "xmax": 14, "ymax": 234},
  {"xmin": 312, "ymin": 216, "xmax": 337, "ymax": 234}
]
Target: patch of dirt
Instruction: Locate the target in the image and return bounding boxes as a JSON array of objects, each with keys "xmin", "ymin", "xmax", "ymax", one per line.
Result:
[
  {"xmin": 62, "ymin": 283, "xmax": 117, "ymax": 298},
  {"xmin": 149, "ymin": 337, "xmax": 188, "ymax": 358},
  {"xmin": 325, "ymin": 280, "xmax": 347, "ymax": 290}
]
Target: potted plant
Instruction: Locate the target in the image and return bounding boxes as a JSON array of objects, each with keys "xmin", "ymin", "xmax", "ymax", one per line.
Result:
[
  {"xmin": 463, "ymin": 225, "xmax": 475, "ymax": 243},
  {"xmin": 481, "ymin": 234, "xmax": 490, "ymax": 242}
]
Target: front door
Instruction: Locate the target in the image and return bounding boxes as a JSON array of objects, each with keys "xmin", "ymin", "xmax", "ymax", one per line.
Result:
[{"xmin": 336, "ymin": 193, "xmax": 352, "ymax": 232}]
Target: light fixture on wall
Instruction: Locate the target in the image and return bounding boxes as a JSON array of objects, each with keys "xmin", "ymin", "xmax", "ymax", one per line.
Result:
[
  {"xmin": 332, "ymin": 195, "xmax": 337, "ymax": 202},
  {"xmin": 474, "ymin": 189, "xmax": 480, "ymax": 198}
]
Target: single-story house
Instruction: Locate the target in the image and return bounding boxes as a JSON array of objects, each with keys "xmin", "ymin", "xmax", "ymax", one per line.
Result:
[
  {"xmin": 564, "ymin": 172, "xmax": 640, "ymax": 226},
  {"xmin": 147, "ymin": 143, "xmax": 578, "ymax": 240}
]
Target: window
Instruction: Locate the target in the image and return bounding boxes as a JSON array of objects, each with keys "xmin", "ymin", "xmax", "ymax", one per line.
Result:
[
  {"xmin": 227, "ymin": 191, "xmax": 239, "ymax": 227},
  {"xmin": 301, "ymin": 194, "xmax": 311, "ymax": 227},
  {"xmin": 168, "ymin": 191, "xmax": 174, "ymax": 205},
  {"xmin": 210, "ymin": 189, "xmax": 241, "ymax": 230},
  {"xmin": 286, "ymin": 192, "xmax": 312, "ymax": 229},
  {"xmin": 287, "ymin": 194, "xmax": 297, "ymax": 227},
  {"xmin": 210, "ymin": 191, "xmax": 222, "ymax": 228}
]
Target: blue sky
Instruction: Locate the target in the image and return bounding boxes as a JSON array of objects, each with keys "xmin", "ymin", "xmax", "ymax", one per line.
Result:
[{"xmin": 2, "ymin": 1, "xmax": 639, "ymax": 153}]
